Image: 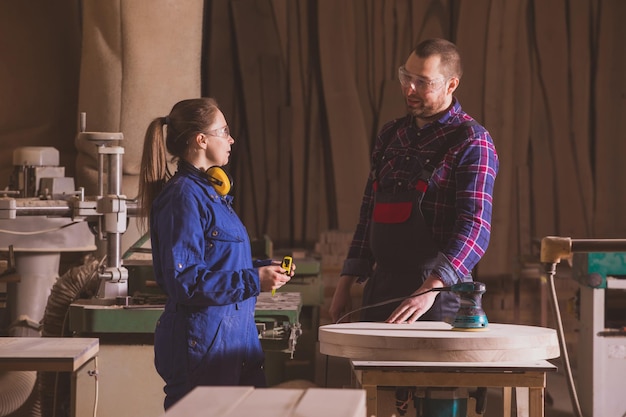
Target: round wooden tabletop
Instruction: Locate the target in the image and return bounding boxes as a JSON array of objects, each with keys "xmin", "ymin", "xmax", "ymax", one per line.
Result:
[{"xmin": 319, "ymin": 322, "xmax": 560, "ymax": 362}]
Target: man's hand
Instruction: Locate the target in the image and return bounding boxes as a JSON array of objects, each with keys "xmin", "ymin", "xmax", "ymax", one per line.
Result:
[{"xmin": 386, "ymin": 275, "xmax": 444, "ymax": 323}]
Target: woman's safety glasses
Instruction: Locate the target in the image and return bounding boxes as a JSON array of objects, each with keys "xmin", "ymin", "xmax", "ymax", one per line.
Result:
[{"xmin": 205, "ymin": 126, "xmax": 230, "ymax": 138}]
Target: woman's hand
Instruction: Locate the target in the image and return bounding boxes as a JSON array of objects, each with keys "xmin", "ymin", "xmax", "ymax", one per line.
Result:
[{"xmin": 258, "ymin": 259, "xmax": 295, "ymax": 292}]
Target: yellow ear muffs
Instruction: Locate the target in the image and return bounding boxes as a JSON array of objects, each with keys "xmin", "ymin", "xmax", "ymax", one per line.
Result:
[{"xmin": 206, "ymin": 166, "xmax": 233, "ymax": 196}]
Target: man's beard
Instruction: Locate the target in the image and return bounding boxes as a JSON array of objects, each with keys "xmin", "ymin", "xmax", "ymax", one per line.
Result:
[{"xmin": 407, "ymin": 95, "xmax": 447, "ymax": 121}]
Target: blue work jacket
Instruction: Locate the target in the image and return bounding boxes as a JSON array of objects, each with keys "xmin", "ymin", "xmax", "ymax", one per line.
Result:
[{"xmin": 150, "ymin": 161, "xmax": 265, "ymax": 409}]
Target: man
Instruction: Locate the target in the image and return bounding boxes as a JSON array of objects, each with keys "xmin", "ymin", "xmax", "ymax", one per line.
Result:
[{"xmin": 329, "ymin": 38, "xmax": 499, "ymax": 324}]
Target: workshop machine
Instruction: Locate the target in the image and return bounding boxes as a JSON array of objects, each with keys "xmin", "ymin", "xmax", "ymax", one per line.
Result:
[
  {"xmin": 0, "ymin": 146, "xmax": 96, "ymax": 336},
  {"xmin": 541, "ymin": 237, "xmax": 626, "ymax": 417},
  {"xmin": 571, "ymin": 252, "xmax": 626, "ymax": 417},
  {"xmin": 0, "ymin": 121, "xmax": 313, "ymax": 416},
  {"xmin": 0, "ymin": 119, "xmax": 303, "ymax": 344}
]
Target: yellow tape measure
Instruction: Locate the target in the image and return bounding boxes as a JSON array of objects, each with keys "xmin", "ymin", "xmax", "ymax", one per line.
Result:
[
  {"xmin": 281, "ymin": 256, "xmax": 293, "ymax": 274},
  {"xmin": 272, "ymin": 256, "xmax": 293, "ymax": 296}
]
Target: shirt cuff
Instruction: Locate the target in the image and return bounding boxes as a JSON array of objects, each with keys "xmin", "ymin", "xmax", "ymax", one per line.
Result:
[
  {"xmin": 253, "ymin": 259, "xmax": 273, "ymax": 268},
  {"xmin": 341, "ymin": 258, "xmax": 372, "ymax": 282},
  {"xmin": 431, "ymin": 252, "xmax": 462, "ymax": 286}
]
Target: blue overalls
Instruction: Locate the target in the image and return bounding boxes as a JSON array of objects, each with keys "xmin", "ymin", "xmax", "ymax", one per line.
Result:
[{"xmin": 150, "ymin": 161, "xmax": 265, "ymax": 410}]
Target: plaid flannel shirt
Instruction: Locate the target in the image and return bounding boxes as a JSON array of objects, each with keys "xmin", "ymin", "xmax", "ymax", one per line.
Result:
[{"xmin": 341, "ymin": 98, "xmax": 499, "ymax": 286}]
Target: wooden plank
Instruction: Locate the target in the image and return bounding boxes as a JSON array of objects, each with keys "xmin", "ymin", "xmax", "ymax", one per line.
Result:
[
  {"xmin": 205, "ymin": 0, "xmax": 239, "ymax": 122},
  {"xmin": 231, "ymin": 0, "xmax": 287, "ymax": 239},
  {"xmin": 410, "ymin": 0, "xmax": 449, "ymax": 43},
  {"xmin": 286, "ymin": 0, "xmax": 307, "ymax": 244},
  {"xmin": 394, "ymin": 0, "xmax": 412, "ymax": 65},
  {"xmin": 528, "ymin": 388, "xmax": 544, "ymax": 417},
  {"xmin": 376, "ymin": 1, "xmax": 412, "ymax": 139},
  {"xmin": 162, "ymin": 387, "xmax": 367, "ymax": 417},
  {"xmin": 260, "ymin": 55, "xmax": 284, "ymax": 240},
  {"xmin": 529, "ymin": 68, "xmax": 556, "ymax": 241},
  {"xmin": 516, "ymin": 387, "xmax": 530, "ymax": 417},
  {"xmin": 303, "ymin": 77, "xmax": 328, "ymax": 242},
  {"xmin": 353, "ymin": 0, "xmax": 374, "ymax": 141},
  {"xmin": 370, "ymin": 0, "xmax": 385, "ymax": 123},
  {"xmin": 278, "ymin": 106, "xmax": 294, "ymax": 245},
  {"xmin": 318, "ymin": 0, "xmax": 371, "ymax": 230},
  {"xmin": 382, "ymin": 0, "xmax": 394, "ymax": 81},
  {"xmin": 533, "ymin": 1, "xmax": 588, "ymax": 237},
  {"xmin": 456, "ymin": 0, "xmax": 490, "ymax": 122},
  {"xmin": 271, "ymin": 0, "xmax": 288, "ymax": 67},
  {"xmin": 516, "ymin": 165, "xmax": 533, "ymax": 259},
  {"xmin": 205, "ymin": 0, "xmax": 267, "ymax": 240},
  {"xmin": 376, "ymin": 80, "xmax": 405, "ymax": 135},
  {"xmin": 208, "ymin": 0, "xmax": 259, "ymax": 236},
  {"xmin": 227, "ymin": 388, "xmax": 303, "ymax": 417},
  {"xmin": 161, "ymin": 386, "xmax": 254, "ymax": 417},
  {"xmin": 476, "ymin": 0, "xmax": 522, "ymax": 274},
  {"xmin": 294, "ymin": 388, "xmax": 366, "ymax": 417},
  {"xmin": 593, "ymin": 1, "xmax": 626, "ymax": 236},
  {"xmin": 0, "ymin": 0, "xmax": 81, "ymax": 182},
  {"xmin": 0, "ymin": 337, "xmax": 99, "ymax": 372},
  {"xmin": 511, "ymin": 5, "xmax": 535, "ymax": 258},
  {"xmin": 503, "ymin": 388, "xmax": 513, "ymax": 417},
  {"xmin": 568, "ymin": 1, "xmax": 594, "ymax": 235}
]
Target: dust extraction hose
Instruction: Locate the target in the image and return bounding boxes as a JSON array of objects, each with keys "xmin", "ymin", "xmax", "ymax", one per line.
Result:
[
  {"xmin": 0, "ymin": 255, "xmax": 103, "ymax": 417},
  {"xmin": 38, "ymin": 255, "xmax": 103, "ymax": 417},
  {"xmin": 0, "ymin": 371, "xmax": 36, "ymax": 416}
]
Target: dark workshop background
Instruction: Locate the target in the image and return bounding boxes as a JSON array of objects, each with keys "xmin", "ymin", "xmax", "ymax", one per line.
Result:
[{"xmin": 1, "ymin": 0, "xmax": 625, "ymax": 283}]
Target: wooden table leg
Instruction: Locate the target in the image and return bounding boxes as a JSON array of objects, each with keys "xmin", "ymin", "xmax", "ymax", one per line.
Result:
[
  {"xmin": 503, "ymin": 387, "xmax": 512, "ymax": 417},
  {"xmin": 352, "ymin": 369, "xmax": 378, "ymax": 417},
  {"xmin": 362, "ymin": 384, "xmax": 377, "ymax": 417},
  {"xmin": 528, "ymin": 387, "xmax": 545, "ymax": 417},
  {"xmin": 516, "ymin": 387, "xmax": 529, "ymax": 417}
]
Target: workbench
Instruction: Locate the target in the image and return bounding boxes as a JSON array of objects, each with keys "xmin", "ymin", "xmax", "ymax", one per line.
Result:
[
  {"xmin": 159, "ymin": 386, "xmax": 366, "ymax": 417},
  {"xmin": 0, "ymin": 337, "xmax": 99, "ymax": 417},
  {"xmin": 319, "ymin": 322, "xmax": 560, "ymax": 417}
]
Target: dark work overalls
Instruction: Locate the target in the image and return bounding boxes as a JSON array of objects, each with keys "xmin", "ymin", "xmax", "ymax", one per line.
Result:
[{"xmin": 360, "ymin": 122, "xmax": 477, "ymax": 323}]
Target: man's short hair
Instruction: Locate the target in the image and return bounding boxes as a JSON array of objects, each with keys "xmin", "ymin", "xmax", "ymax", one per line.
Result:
[{"xmin": 414, "ymin": 38, "xmax": 463, "ymax": 79}]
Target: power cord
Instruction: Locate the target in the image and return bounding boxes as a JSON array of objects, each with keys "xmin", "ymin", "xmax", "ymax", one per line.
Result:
[
  {"xmin": 335, "ymin": 288, "xmax": 440, "ymax": 324},
  {"xmin": 88, "ymin": 357, "xmax": 99, "ymax": 417},
  {"xmin": 544, "ymin": 262, "xmax": 584, "ymax": 417}
]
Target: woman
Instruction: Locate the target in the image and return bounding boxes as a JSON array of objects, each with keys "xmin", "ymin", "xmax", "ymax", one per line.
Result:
[{"xmin": 138, "ymin": 97, "xmax": 293, "ymax": 410}]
